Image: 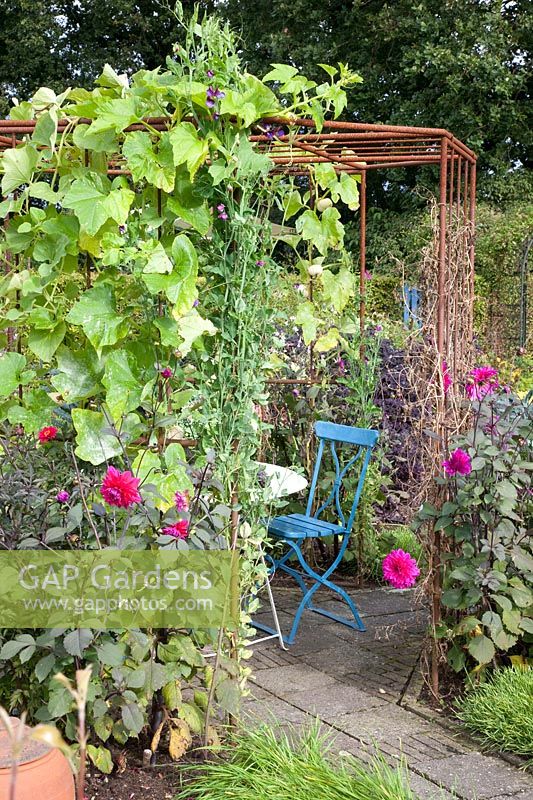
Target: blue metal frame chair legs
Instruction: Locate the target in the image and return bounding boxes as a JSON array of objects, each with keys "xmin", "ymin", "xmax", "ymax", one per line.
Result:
[{"xmin": 254, "ymin": 421, "xmax": 379, "ymax": 645}]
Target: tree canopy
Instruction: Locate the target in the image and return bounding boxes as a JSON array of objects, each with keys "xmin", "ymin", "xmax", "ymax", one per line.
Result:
[{"xmin": 0, "ymin": 0, "xmax": 530, "ymax": 195}]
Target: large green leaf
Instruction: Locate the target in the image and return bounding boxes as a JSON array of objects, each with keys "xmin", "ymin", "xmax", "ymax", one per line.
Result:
[
  {"xmin": 241, "ymin": 73, "xmax": 280, "ymax": 117},
  {"xmin": 66, "ymin": 285, "xmax": 129, "ymax": 354},
  {"xmin": 1, "ymin": 145, "xmax": 39, "ymax": 194},
  {"xmin": 141, "ymin": 241, "xmax": 173, "ymax": 274},
  {"xmin": 176, "ymin": 309, "xmax": 216, "ymax": 355},
  {"xmin": 320, "ymin": 206, "xmax": 344, "ymax": 249},
  {"xmin": 27, "ymin": 322, "xmax": 66, "ymax": 362},
  {"xmin": 235, "ymin": 134, "xmax": 272, "ymax": 178},
  {"xmin": 7, "ymin": 389, "xmax": 57, "ymax": 434},
  {"xmin": 50, "ymin": 346, "xmax": 101, "ymax": 402},
  {"xmin": 63, "ymin": 629, "xmax": 93, "ymax": 657},
  {"xmin": 131, "ymin": 448, "xmax": 191, "ymax": 511},
  {"xmin": 32, "ymin": 110, "xmax": 58, "ymax": 150},
  {"xmin": 97, "ymin": 63, "xmax": 129, "ymax": 90},
  {"xmin": 121, "ymin": 702, "xmax": 144, "ymax": 735},
  {"xmin": 321, "ymin": 268, "xmax": 354, "ymax": 313},
  {"xmin": 336, "ymin": 172, "xmax": 360, "ymax": 210},
  {"xmin": 296, "ymin": 209, "xmax": 335, "ymax": 255},
  {"xmin": 167, "ymin": 170, "xmax": 211, "ymax": 235},
  {"xmin": 263, "ymin": 64, "xmax": 300, "ymax": 83},
  {"xmin": 142, "ymin": 234, "xmax": 198, "ymax": 314},
  {"xmin": 467, "ymin": 634, "xmax": 495, "ymax": 665},
  {"xmin": 168, "ymin": 122, "xmax": 210, "ymax": 180},
  {"xmin": 294, "ymin": 302, "xmax": 319, "ymax": 344},
  {"xmin": 62, "ymin": 176, "xmax": 109, "ymax": 235},
  {"xmin": 72, "ymin": 123, "xmax": 118, "ymax": 153},
  {"xmin": 102, "ymin": 350, "xmax": 142, "ymax": 418},
  {"xmin": 63, "ymin": 176, "xmax": 134, "ymax": 236},
  {"xmin": 89, "ymin": 96, "xmax": 140, "ymax": 134},
  {"xmin": 87, "ymin": 745, "xmax": 113, "ymax": 775},
  {"xmin": 314, "ymin": 327, "xmax": 340, "ymax": 352},
  {"xmin": 123, "ymin": 130, "xmax": 176, "ymax": 193},
  {"xmin": 71, "ymin": 408, "xmax": 123, "ymax": 465},
  {"xmin": 0, "ymin": 352, "xmax": 26, "ymax": 398},
  {"xmin": 153, "ymin": 316, "xmax": 181, "ymax": 347}
]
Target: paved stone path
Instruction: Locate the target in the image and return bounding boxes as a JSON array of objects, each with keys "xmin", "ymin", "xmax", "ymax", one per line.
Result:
[{"xmin": 242, "ymin": 586, "xmax": 532, "ymax": 800}]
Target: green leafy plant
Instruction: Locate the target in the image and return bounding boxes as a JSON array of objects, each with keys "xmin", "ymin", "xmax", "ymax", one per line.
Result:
[
  {"xmin": 0, "ymin": 2, "xmax": 367, "ymax": 766},
  {"xmin": 417, "ymin": 376, "xmax": 532, "ymax": 673},
  {"xmin": 456, "ymin": 667, "xmax": 533, "ymax": 761},
  {"xmin": 175, "ymin": 723, "xmax": 418, "ymax": 800},
  {"xmin": 360, "ymin": 524, "xmax": 424, "ymax": 585}
]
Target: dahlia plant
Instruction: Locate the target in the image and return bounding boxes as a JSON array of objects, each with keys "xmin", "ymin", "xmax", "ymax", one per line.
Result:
[{"xmin": 417, "ymin": 366, "xmax": 533, "ymax": 671}]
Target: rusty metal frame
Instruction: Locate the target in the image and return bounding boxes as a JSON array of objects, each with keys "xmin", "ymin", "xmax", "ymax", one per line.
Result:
[
  {"xmin": 0, "ymin": 113, "xmax": 477, "ymax": 380},
  {"xmin": 1, "ymin": 115, "xmax": 476, "ymax": 691}
]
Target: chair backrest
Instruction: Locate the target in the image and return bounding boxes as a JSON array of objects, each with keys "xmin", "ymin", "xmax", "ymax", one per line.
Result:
[{"xmin": 305, "ymin": 421, "xmax": 379, "ymax": 533}]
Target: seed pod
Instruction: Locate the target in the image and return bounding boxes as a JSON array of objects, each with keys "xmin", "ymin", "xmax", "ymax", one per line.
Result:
[
  {"xmin": 316, "ymin": 197, "xmax": 333, "ymax": 212},
  {"xmin": 308, "ymin": 263, "xmax": 323, "ymax": 277}
]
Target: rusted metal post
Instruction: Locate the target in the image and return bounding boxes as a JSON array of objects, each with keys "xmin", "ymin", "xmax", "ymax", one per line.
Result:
[
  {"xmin": 437, "ymin": 139, "xmax": 448, "ymax": 355},
  {"xmin": 356, "ymin": 170, "xmax": 367, "ymax": 587},
  {"xmin": 359, "ymin": 170, "xmax": 367, "ymax": 344},
  {"xmin": 430, "ymin": 137, "xmax": 449, "ymax": 700},
  {"xmin": 468, "ymin": 161, "xmax": 477, "ymax": 328}
]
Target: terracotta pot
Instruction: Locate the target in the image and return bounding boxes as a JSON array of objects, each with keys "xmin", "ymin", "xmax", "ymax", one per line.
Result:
[{"xmin": 0, "ymin": 718, "xmax": 74, "ymax": 800}]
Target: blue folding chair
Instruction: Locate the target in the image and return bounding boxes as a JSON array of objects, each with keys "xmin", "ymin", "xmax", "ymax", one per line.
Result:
[{"xmin": 254, "ymin": 421, "xmax": 379, "ymax": 645}]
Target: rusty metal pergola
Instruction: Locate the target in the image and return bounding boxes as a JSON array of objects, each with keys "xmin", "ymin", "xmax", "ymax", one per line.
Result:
[{"xmin": 0, "ymin": 115, "xmax": 477, "ymax": 374}]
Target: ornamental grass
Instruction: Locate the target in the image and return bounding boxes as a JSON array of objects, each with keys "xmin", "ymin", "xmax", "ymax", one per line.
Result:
[
  {"xmin": 456, "ymin": 667, "xmax": 533, "ymax": 761},
  {"xmin": 176, "ymin": 723, "xmax": 419, "ymax": 800}
]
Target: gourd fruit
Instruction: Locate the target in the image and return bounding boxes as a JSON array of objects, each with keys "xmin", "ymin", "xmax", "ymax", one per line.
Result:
[{"xmin": 316, "ymin": 197, "xmax": 333, "ymax": 212}]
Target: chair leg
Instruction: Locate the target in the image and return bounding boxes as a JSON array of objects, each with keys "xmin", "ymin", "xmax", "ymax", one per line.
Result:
[
  {"xmin": 262, "ymin": 553, "xmax": 287, "ymax": 650},
  {"xmin": 278, "ymin": 537, "xmax": 366, "ymax": 644},
  {"xmin": 248, "ymin": 553, "xmax": 288, "ymax": 649}
]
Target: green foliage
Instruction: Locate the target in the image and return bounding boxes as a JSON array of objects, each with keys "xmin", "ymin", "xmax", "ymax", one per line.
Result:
[
  {"xmin": 215, "ymin": 0, "xmax": 530, "ymax": 196},
  {"xmin": 456, "ymin": 667, "xmax": 533, "ymax": 760},
  {"xmin": 417, "ymin": 387, "xmax": 533, "ymax": 672},
  {"xmin": 360, "ymin": 525, "xmax": 424, "ymax": 585},
  {"xmin": 473, "ymin": 203, "xmax": 533, "ymax": 355},
  {"xmin": 0, "ymin": 4, "xmax": 369, "ymax": 763},
  {"xmin": 175, "ymin": 723, "xmax": 417, "ymax": 800}
]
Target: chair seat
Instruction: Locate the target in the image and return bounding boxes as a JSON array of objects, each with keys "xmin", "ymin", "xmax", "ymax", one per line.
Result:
[{"xmin": 268, "ymin": 513, "xmax": 346, "ymax": 540}]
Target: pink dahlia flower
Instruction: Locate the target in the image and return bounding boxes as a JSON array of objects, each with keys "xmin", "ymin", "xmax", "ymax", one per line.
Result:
[
  {"xmin": 163, "ymin": 520, "xmax": 189, "ymax": 540},
  {"xmin": 174, "ymin": 491, "xmax": 189, "ymax": 511},
  {"xmin": 465, "ymin": 365, "xmax": 499, "ymax": 400},
  {"xmin": 382, "ymin": 549, "xmax": 420, "ymax": 589},
  {"xmin": 38, "ymin": 425, "xmax": 58, "ymax": 443},
  {"xmin": 443, "ymin": 448, "xmax": 471, "ymax": 477},
  {"xmin": 56, "ymin": 490, "xmax": 70, "ymax": 504},
  {"xmin": 101, "ymin": 466, "xmax": 142, "ymax": 508}
]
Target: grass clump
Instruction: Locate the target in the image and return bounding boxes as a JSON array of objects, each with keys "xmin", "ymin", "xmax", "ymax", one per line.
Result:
[
  {"xmin": 456, "ymin": 667, "xmax": 533, "ymax": 760},
  {"xmin": 176, "ymin": 723, "xmax": 417, "ymax": 800}
]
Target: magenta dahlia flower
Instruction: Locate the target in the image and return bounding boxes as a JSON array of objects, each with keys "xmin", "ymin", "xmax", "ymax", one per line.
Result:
[
  {"xmin": 443, "ymin": 448, "xmax": 472, "ymax": 477},
  {"xmin": 465, "ymin": 365, "xmax": 499, "ymax": 400},
  {"xmin": 382, "ymin": 549, "xmax": 420, "ymax": 589},
  {"xmin": 38, "ymin": 425, "xmax": 58, "ymax": 443},
  {"xmin": 163, "ymin": 520, "xmax": 189, "ymax": 540},
  {"xmin": 101, "ymin": 466, "xmax": 142, "ymax": 508},
  {"xmin": 56, "ymin": 490, "xmax": 70, "ymax": 504}
]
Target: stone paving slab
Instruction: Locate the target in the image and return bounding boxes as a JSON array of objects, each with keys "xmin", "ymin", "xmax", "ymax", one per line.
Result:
[
  {"xmin": 409, "ymin": 773, "xmax": 459, "ymax": 799},
  {"xmin": 416, "ymin": 753, "xmax": 533, "ymax": 799},
  {"xmin": 252, "ymin": 662, "xmax": 337, "ymax": 696},
  {"xmin": 288, "ymin": 681, "xmax": 387, "ymax": 718},
  {"xmin": 246, "ymin": 586, "xmax": 532, "ymax": 800}
]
